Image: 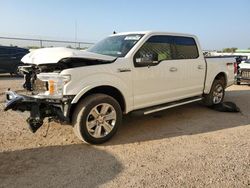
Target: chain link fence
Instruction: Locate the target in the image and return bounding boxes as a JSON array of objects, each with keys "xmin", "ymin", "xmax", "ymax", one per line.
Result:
[{"xmin": 0, "ymin": 36, "xmax": 94, "ymax": 50}]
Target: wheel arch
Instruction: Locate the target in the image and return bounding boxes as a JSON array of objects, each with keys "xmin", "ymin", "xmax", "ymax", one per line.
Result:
[
  {"xmin": 214, "ymin": 72, "xmax": 227, "ymax": 86},
  {"xmin": 214, "ymin": 72, "xmax": 227, "ymax": 83},
  {"xmin": 204, "ymin": 71, "xmax": 228, "ymax": 94},
  {"xmin": 69, "ymin": 85, "xmax": 126, "ymax": 122}
]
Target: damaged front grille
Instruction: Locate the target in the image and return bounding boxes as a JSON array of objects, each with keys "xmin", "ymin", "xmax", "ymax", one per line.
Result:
[
  {"xmin": 19, "ymin": 65, "xmax": 48, "ymax": 94},
  {"xmin": 21, "ymin": 65, "xmax": 40, "ymax": 92},
  {"xmin": 241, "ymin": 70, "xmax": 250, "ymax": 79}
]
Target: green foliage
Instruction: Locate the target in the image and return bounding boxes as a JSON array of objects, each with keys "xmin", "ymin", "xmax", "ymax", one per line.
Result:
[
  {"xmin": 222, "ymin": 47, "xmax": 238, "ymax": 53},
  {"xmin": 27, "ymin": 46, "xmax": 40, "ymax": 49},
  {"xmin": 76, "ymin": 47, "xmax": 88, "ymax": 50}
]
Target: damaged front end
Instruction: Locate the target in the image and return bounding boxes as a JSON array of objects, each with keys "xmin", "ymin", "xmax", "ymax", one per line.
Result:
[
  {"xmin": 5, "ymin": 64, "xmax": 73, "ymax": 133},
  {"xmin": 5, "ymin": 90, "xmax": 71, "ymax": 132},
  {"xmin": 4, "ymin": 47, "xmax": 116, "ymax": 133}
]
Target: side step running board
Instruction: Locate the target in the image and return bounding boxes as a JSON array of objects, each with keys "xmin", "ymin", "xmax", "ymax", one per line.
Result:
[{"xmin": 131, "ymin": 96, "xmax": 202, "ymax": 116}]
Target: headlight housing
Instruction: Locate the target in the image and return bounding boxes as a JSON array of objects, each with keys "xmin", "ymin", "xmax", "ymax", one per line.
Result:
[{"xmin": 36, "ymin": 73, "xmax": 71, "ymax": 98}]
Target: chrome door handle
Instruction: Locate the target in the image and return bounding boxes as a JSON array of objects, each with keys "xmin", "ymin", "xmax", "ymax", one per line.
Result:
[
  {"xmin": 198, "ymin": 65, "xmax": 204, "ymax": 69},
  {"xmin": 169, "ymin": 67, "xmax": 178, "ymax": 72}
]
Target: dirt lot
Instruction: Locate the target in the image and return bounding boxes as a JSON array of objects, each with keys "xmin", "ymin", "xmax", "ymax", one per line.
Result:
[{"xmin": 0, "ymin": 74, "xmax": 249, "ymax": 188}]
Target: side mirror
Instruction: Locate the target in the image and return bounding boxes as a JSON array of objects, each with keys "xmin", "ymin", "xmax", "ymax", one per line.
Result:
[
  {"xmin": 135, "ymin": 56, "xmax": 154, "ymax": 65},
  {"xmin": 136, "ymin": 51, "xmax": 158, "ymax": 64}
]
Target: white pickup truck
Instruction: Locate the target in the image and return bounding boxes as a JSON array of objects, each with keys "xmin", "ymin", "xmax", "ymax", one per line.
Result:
[{"xmin": 5, "ymin": 31, "xmax": 236, "ymax": 144}]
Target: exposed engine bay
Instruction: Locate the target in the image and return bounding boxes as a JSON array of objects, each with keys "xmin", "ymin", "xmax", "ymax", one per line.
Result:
[{"xmin": 20, "ymin": 57, "xmax": 115, "ymax": 92}]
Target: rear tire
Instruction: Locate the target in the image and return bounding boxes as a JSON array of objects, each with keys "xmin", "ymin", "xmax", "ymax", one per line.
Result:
[
  {"xmin": 203, "ymin": 79, "xmax": 225, "ymax": 106},
  {"xmin": 72, "ymin": 94, "xmax": 122, "ymax": 144}
]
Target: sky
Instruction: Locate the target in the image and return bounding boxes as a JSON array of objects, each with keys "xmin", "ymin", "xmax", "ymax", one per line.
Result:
[{"xmin": 0, "ymin": 0, "xmax": 250, "ymax": 50}]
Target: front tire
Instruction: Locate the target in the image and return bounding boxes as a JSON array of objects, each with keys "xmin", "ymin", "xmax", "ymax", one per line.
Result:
[
  {"xmin": 203, "ymin": 79, "xmax": 225, "ymax": 106},
  {"xmin": 72, "ymin": 94, "xmax": 122, "ymax": 144}
]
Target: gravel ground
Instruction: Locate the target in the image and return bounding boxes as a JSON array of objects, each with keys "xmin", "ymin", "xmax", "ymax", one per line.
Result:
[{"xmin": 0, "ymin": 74, "xmax": 249, "ymax": 188}]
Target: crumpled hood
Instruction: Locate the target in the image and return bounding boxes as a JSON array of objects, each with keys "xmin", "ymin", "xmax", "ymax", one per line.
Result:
[
  {"xmin": 239, "ymin": 62, "xmax": 250, "ymax": 69},
  {"xmin": 21, "ymin": 47, "xmax": 116, "ymax": 65}
]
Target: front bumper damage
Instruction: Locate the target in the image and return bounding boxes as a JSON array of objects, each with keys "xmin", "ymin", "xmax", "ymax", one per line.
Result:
[
  {"xmin": 237, "ymin": 69, "xmax": 250, "ymax": 83},
  {"xmin": 4, "ymin": 91, "xmax": 72, "ymax": 133}
]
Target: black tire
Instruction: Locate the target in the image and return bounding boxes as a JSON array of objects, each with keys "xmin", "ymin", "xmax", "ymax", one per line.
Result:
[
  {"xmin": 72, "ymin": 94, "xmax": 122, "ymax": 144},
  {"xmin": 203, "ymin": 79, "xmax": 225, "ymax": 106}
]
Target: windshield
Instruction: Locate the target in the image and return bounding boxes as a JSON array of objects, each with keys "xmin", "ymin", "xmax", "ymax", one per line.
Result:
[{"xmin": 87, "ymin": 34, "xmax": 144, "ymax": 57}]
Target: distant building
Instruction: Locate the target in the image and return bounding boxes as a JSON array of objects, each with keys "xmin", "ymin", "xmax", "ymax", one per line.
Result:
[
  {"xmin": 235, "ymin": 49, "xmax": 250, "ymax": 53},
  {"xmin": 208, "ymin": 49, "xmax": 250, "ymax": 59}
]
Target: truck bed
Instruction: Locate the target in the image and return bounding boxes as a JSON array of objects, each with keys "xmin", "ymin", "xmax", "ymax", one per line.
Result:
[{"xmin": 203, "ymin": 56, "xmax": 235, "ymax": 93}]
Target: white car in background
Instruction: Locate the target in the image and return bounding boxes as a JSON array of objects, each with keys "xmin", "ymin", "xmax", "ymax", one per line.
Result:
[{"xmin": 236, "ymin": 59, "xmax": 250, "ymax": 85}]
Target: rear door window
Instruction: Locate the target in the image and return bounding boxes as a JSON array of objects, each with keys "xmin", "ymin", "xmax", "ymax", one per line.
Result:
[{"xmin": 173, "ymin": 36, "xmax": 199, "ymax": 59}]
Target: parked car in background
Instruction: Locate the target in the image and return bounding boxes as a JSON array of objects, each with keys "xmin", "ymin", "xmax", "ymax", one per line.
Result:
[
  {"xmin": 236, "ymin": 58, "xmax": 250, "ymax": 85},
  {"xmin": 0, "ymin": 46, "xmax": 29, "ymax": 75}
]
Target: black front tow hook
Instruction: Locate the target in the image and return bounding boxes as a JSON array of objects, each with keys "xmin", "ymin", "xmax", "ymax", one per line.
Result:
[{"xmin": 26, "ymin": 117, "xmax": 43, "ymax": 133}]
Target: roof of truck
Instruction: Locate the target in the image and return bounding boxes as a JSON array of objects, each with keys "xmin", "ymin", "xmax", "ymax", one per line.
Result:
[{"xmin": 111, "ymin": 31, "xmax": 197, "ymax": 38}]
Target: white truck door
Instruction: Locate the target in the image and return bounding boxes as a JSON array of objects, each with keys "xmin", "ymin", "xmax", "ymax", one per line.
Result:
[
  {"xmin": 172, "ymin": 36, "xmax": 206, "ymax": 97},
  {"xmin": 132, "ymin": 35, "xmax": 186, "ymax": 110}
]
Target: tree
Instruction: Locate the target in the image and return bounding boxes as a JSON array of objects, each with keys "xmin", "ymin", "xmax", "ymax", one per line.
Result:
[
  {"xmin": 222, "ymin": 47, "xmax": 238, "ymax": 53},
  {"xmin": 27, "ymin": 46, "xmax": 40, "ymax": 49}
]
